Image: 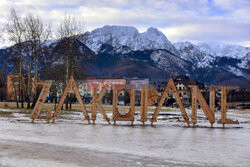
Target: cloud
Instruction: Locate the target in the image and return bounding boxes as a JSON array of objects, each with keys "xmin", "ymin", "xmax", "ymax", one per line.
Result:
[
  {"xmin": 161, "ymin": 20, "xmax": 250, "ymax": 44},
  {"xmin": 0, "ymin": 0, "xmax": 249, "ymax": 47},
  {"xmin": 213, "ymin": 0, "xmax": 250, "ymax": 10}
]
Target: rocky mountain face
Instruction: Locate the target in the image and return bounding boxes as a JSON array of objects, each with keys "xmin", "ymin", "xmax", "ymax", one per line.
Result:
[
  {"xmin": 174, "ymin": 41, "xmax": 215, "ymax": 68},
  {"xmin": 0, "ymin": 25, "xmax": 249, "ymax": 88},
  {"xmin": 173, "ymin": 41, "xmax": 249, "ymax": 80}
]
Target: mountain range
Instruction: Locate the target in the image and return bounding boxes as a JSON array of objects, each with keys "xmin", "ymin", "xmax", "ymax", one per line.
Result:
[{"xmin": 0, "ymin": 25, "xmax": 249, "ymax": 88}]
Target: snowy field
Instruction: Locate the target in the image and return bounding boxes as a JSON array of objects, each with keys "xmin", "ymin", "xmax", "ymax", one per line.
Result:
[{"xmin": 0, "ymin": 108, "xmax": 250, "ymax": 167}]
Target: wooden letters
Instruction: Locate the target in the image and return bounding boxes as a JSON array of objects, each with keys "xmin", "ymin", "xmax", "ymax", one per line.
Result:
[
  {"xmin": 189, "ymin": 85, "xmax": 215, "ymax": 127},
  {"xmin": 112, "ymin": 85, "xmax": 135, "ymax": 125},
  {"xmin": 216, "ymin": 86, "xmax": 239, "ymax": 127},
  {"xmin": 150, "ymin": 75, "xmax": 190, "ymax": 126},
  {"xmin": 31, "ymin": 76, "xmax": 240, "ymax": 128},
  {"xmin": 92, "ymin": 84, "xmax": 111, "ymax": 124},
  {"xmin": 31, "ymin": 82, "xmax": 52, "ymax": 123},
  {"xmin": 52, "ymin": 76, "xmax": 90, "ymax": 123}
]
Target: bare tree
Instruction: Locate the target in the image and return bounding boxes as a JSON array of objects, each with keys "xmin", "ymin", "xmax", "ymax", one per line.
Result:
[
  {"xmin": 42, "ymin": 64, "xmax": 64, "ymax": 109},
  {"xmin": 5, "ymin": 8, "xmax": 25, "ymax": 108},
  {"xmin": 24, "ymin": 14, "xmax": 51, "ymax": 108},
  {"xmin": 11, "ymin": 75, "xmax": 21, "ymax": 107},
  {"xmin": 57, "ymin": 14, "xmax": 84, "ymax": 109},
  {"xmin": 7, "ymin": 52, "xmax": 21, "ymax": 107}
]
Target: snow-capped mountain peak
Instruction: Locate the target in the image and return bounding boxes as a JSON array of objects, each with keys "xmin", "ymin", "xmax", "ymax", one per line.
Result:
[
  {"xmin": 141, "ymin": 27, "xmax": 169, "ymax": 42},
  {"xmin": 174, "ymin": 41, "xmax": 198, "ymax": 50},
  {"xmin": 81, "ymin": 25, "xmax": 178, "ymax": 55},
  {"xmin": 197, "ymin": 42, "xmax": 249, "ymax": 59}
]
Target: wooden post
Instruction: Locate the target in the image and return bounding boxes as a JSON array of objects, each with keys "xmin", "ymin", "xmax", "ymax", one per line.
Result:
[
  {"xmin": 209, "ymin": 86, "xmax": 215, "ymax": 115},
  {"xmin": 140, "ymin": 85, "xmax": 148, "ymax": 124},
  {"xmin": 31, "ymin": 82, "xmax": 52, "ymax": 123},
  {"xmin": 130, "ymin": 88, "xmax": 135, "ymax": 125},
  {"xmin": 144, "ymin": 86, "xmax": 149, "ymax": 124},
  {"xmin": 221, "ymin": 86, "xmax": 227, "ymax": 128},
  {"xmin": 47, "ymin": 111, "xmax": 51, "ymax": 123},
  {"xmin": 140, "ymin": 85, "xmax": 145, "ymax": 124},
  {"xmin": 151, "ymin": 75, "xmax": 190, "ymax": 126},
  {"xmin": 113, "ymin": 86, "xmax": 118, "ymax": 125},
  {"xmin": 92, "ymin": 86, "xmax": 97, "ymax": 124},
  {"xmin": 191, "ymin": 86, "xmax": 197, "ymax": 126}
]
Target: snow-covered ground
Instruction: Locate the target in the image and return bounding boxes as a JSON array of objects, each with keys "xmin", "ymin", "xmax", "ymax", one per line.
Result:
[{"xmin": 0, "ymin": 108, "xmax": 250, "ymax": 167}]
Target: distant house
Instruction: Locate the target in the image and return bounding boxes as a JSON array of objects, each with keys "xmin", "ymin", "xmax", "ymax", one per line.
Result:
[
  {"xmin": 76, "ymin": 78, "xmax": 126, "ymax": 104},
  {"xmin": 126, "ymin": 78, "xmax": 149, "ymax": 90},
  {"xmin": 6, "ymin": 74, "xmax": 43, "ymax": 101},
  {"xmin": 227, "ymin": 88, "xmax": 250, "ymax": 109},
  {"xmin": 151, "ymin": 80, "xmax": 168, "ymax": 92},
  {"xmin": 150, "ymin": 75, "xmax": 205, "ymax": 107},
  {"xmin": 174, "ymin": 75, "xmax": 205, "ymax": 106},
  {"xmin": 77, "ymin": 77, "xmax": 126, "ymax": 97},
  {"xmin": 127, "ymin": 78, "xmax": 149, "ymax": 105}
]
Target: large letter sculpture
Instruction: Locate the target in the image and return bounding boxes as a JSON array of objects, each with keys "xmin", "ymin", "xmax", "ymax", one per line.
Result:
[
  {"xmin": 113, "ymin": 84, "xmax": 135, "ymax": 125},
  {"xmin": 52, "ymin": 76, "xmax": 90, "ymax": 123},
  {"xmin": 217, "ymin": 86, "xmax": 239, "ymax": 127},
  {"xmin": 141, "ymin": 85, "xmax": 158, "ymax": 125},
  {"xmin": 30, "ymin": 75, "xmax": 240, "ymax": 128},
  {"xmin": 189, "ymin": 85, "xmax": 215, "ymax": 127},
  {"xmin": 92, "ymin": 84, "xmax": 111, "ymax": 124},
  {"xmin": 151, "ymin": 75, "xmax": 190, "ymax": 126},
  {"xmin": 31, "ymin": 82, "xmax": 52, "ymax": 123}
]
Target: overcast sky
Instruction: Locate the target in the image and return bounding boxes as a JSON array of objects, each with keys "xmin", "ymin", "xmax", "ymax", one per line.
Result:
[{"xmin": 0, "ymin": 0, "xmax": 250, "ymax": 47}]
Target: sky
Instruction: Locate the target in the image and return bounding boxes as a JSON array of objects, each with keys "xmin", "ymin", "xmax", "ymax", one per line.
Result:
[{"xmin": 0, "ymin": 0, "xmax": 250, "ymax": 47}]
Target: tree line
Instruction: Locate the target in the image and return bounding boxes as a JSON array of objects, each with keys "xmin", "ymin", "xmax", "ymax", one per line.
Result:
[{"xmin": 0, "ymin": 8, "xmax": 86, "ymax": 109}]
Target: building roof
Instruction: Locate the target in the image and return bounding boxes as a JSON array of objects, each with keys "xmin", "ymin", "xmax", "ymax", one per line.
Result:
[{"xmin": 174, "ymin": 75, "xmax": 205, "ymax": 89}]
